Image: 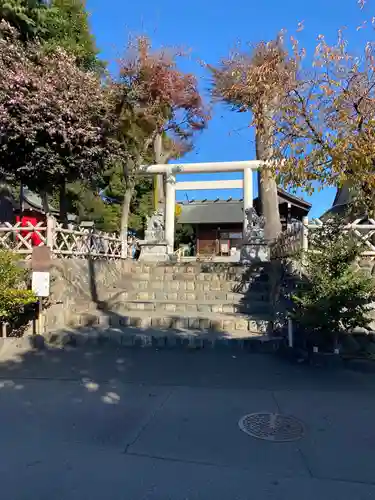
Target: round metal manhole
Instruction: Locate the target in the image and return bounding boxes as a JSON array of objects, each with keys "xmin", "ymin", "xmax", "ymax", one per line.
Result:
[{"xmin": 239, "ymin": 412, "xmax": 305, "ymax": 442}]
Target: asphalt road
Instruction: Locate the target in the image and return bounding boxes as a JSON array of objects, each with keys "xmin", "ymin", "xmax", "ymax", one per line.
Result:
[{"xmin": 0, "ymin": 344, "xmax": 375, "ymax": 499}]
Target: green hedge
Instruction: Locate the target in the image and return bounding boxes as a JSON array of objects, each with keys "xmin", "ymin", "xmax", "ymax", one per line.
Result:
[{"xmin": 0, "ymin": 250, "xmax": 37, "ymax": 323}]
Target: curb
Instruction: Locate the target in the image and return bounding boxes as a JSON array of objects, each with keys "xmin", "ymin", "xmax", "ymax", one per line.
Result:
[
  {"xmin": 47, "ymin": 329, "xmax": 282, "ymax": 353},
  {"xmin": 1, "ymin": 331, "xmax": 283, "ymax": 354}
]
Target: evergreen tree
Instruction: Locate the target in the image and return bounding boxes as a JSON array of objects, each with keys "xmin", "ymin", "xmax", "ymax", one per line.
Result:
[
  {"xmin": 44, "ymin": 0, "xmax": 103, "ymax": 72},
  {"xmin": 0, "ymin": 1, "xmax": 102, "ymax": 70},
  {"xmin": 0, "ymin": 0, "xmax": 47, "ymax": 40}
]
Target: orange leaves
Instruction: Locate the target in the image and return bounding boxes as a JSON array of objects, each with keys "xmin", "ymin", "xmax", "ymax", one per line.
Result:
[
  {"xmin": 118, "ymin": 35, "xmax": 209, "ymax": 147},
  {"xmin": 210, "ymin": 36, "xmax": 297, "ymax": 124}
]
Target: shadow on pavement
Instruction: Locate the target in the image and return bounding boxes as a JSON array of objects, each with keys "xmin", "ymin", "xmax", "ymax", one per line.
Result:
[{"xmin": 1, "ymin": 337, "xmax": 375, "ymax": 394}]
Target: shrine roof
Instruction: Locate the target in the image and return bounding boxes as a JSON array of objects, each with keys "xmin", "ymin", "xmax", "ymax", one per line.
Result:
[{"xmin": 178, "ymin": 189, "xmax": 311, "ymax": 225}]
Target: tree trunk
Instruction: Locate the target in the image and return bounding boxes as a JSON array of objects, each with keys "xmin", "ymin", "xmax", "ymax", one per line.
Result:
[
  {"xmin": 153, "ymin": 133, "xmax": 165, "ymax": 212},
  {"xmin": 59, "ymin": 179, "xmax": 69, "ymax": 228},
  {"xmin": 255, "ymin": 110, "xmax": 282, "ymax": 243},
  {"xmin": 120, "ymin": 183, "xmax": 134, "ymax": 257},
  {"xmin": 40, "ymin": 191, "xmax": 50, "ymax": 217},
  {"xmin": 40, "ymin": 191, "xmax": 55, "ymax": 249},
  {"xmin": 255, "ymin": 108, "xmax": 283, "ymax": 336}
]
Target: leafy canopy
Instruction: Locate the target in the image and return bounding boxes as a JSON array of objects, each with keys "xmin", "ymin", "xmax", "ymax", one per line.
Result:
[
  {"xmin": 43, "ymin": 0, "xmax": 103, "ymax": 72},
  {"xmin": 0, "ymin": 22, "xmax": 119, "ymax": 196},
  {"xmin": 0, "ymin": 0, "xmax": 102, "ymax": 70},
  {"xmin": 209, "ymin": 36, "xmax": 297, "ymax": 129},
  {"xmin": 0, "ymin": 0, "xmax": 47, "ymax": 40},
  {"xmin": 116, "ymin": 36, "xmax": 209, "ymax": 171},
  {"xmin": 273, "ymin": 29, "xmax": 375, "ymax": 213}
]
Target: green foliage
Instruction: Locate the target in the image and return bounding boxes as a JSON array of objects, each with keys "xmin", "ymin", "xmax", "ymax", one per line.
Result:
[
  {"xmin": 0, "ymin": 250, "xmax": 36, "ymax": 321},
  {"xmin": 43, "ymin": 0, "xmax": 103, "ymax": 72},
  {"xmin": 0, "ymin": 0, "xmax": 47, "ymax": 40},
  {"xmin": 0, "ymin": 1, "xmax": 103, "ymax": 71},
  {"xmin": 129, "ymin": 177, "xmax": 153, "ymax": 233},
  {"xmin": 175, "ymin": 223, "xmax": 195, "ymax": 249},
  {"xmin": 291, "ymin": 218, "xmax": 375, "ymax": 343},
  {"xmin": 65, "ymin": 181, "xmax": 120, "ymax": 232},
  {"xmin": 99, "ymin": 168, "xmax": 153, "ymax": 233},
  {"xmin": 60, "ymin": 173, "xmax": 154, "ymax": 234}
]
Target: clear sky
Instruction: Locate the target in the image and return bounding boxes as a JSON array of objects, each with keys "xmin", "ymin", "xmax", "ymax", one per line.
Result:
[{"xmin": 86, "ymin": 0, "xmax": 370, "ymax": 218}]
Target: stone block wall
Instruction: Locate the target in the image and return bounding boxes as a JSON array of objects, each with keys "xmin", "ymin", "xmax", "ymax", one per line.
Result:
[{"xmin": 45, "ymin": 259, "xmax": 128, "ymax": 331}]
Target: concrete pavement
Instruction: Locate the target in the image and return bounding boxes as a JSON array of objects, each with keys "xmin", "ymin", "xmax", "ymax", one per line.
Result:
[{"xmin": 0, "ymin": 345, "xmax": 375, "ymax": 499}]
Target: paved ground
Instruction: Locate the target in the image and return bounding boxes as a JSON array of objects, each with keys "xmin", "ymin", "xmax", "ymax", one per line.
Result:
[{"xmin": 1, "ymin": 343, "xmax": 375, "ymax": 499}]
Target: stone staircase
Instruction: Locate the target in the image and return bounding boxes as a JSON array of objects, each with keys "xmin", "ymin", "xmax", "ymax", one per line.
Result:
[
  {"xmin": 46, "ymin": 260, "xmax": 278, "ymax": 348},
  {"xmin": 41, "ymin": 260, "xmax": 282, "ymax": 345}
]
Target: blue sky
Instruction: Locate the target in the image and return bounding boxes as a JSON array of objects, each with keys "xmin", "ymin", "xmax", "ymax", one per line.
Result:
[{"xmin": 87, "ymin": 0, "xmax": 370, "ymax": 218}]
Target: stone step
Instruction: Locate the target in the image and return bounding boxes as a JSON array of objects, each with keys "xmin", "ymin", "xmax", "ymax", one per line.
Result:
[
  {"xmin": 120, "ymin": 270, "xmax": 270, "ymax": 283},
  {"xmin": 60, "ymin": 309, "xmax": 271, "ymax": 336},
  {"xmin": 116, "ymin": 279, "xmax": 270, "ymax": 294},
  {"xmin": 45, "ymin": 328, "xmax": 281, "ymax": 353},
  {"xmin": 105, "ymin": 299, "xmax": 271, "ymax": 315},
  {"xmin": 94, "ymin": 289, "xmax": 269, "ymax": 303},
  {"xmin": 124, "ymin": 262, "xmax": 272, "ymax": 277}
]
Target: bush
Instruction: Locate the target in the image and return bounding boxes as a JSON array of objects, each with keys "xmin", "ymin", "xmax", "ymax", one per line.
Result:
[
  {"xmin": 291, "ymin": 218, "xmax": 375, "ymax": 350},
  {"xmin": 0, "ymin": 250, "xmax": 37, "ymax": 323}
]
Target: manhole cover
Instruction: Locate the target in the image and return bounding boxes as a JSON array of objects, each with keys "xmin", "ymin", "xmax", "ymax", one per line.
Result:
[{"xmin": 238, "ymin": 412, "xmax": 305, "ymax": 442}]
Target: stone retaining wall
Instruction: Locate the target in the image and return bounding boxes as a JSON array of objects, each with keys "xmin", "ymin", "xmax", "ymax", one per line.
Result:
[{"xmin": 45, "ymin": 259, "xmax": 127, "ymax": 331}]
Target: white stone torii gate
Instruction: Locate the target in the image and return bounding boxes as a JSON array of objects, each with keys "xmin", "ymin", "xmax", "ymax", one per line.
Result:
[{"xmin": 141, "ymin": 160, "xmax": 263, "ymax": 254}]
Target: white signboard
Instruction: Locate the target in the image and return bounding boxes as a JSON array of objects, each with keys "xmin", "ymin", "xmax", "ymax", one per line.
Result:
[{"xmin": 32, "ymin": 271, "xmax": 50, "ymax": 297}]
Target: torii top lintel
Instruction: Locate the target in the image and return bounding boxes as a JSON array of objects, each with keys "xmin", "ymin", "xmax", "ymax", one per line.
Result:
[{"xmin": 140, "ymin": 160, "xmax": 264, "ymax": 175}]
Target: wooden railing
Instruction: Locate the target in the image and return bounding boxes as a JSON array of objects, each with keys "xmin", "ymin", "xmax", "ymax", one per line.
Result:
[
  {"xmin": 271, "ymin": 217, "xmax": 375, "ymax": 260},
  {"xmin": 270, "ymin": 222, "xmax": 305, "ymax": 259},
  {"xmin": 0, "ymin": 219, "xmax": 124, "ymax": 259},
  {"xmin": 0, "ymin": 221, "xmax": 47, "ymax": 254}
]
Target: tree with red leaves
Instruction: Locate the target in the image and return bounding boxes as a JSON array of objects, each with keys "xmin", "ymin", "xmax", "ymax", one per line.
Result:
[{"xmin": 114, "ymin": 36, "xmax": 209, "ymax": 243}]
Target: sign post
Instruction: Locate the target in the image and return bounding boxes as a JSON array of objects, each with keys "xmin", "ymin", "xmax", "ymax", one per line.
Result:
[{"xmin": 31, "ymin": 247, "xmax": 52, "ymax": 335}]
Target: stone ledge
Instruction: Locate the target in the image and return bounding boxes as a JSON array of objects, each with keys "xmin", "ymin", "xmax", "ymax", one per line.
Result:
[
  {"xmin": 61, "ymin": 312, "xmax": 270, "ymax": 334},
  {"xmin": 42, "ymin": 329, "xmax": 281, "ymax": 352}
]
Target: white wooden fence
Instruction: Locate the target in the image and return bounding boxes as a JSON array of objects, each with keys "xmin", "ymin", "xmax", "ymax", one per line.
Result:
[
  {"xmin": 0, "ymin": 219, "xmax": 124, "ymax": 259},
  {"xmin": 271, "ymin": 217, "xmax": 375, "ymax": 260}
]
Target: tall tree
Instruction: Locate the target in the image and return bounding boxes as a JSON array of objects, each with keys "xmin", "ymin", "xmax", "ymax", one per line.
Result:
[
  {"xmin": 1, "ymin": 0, "xmax": 105, "ymax": 222},
  {"xmin": 0, "ymin": 22, "xmax": 119, "ymax": 222},
  {"xmin": 210, "ymin": 38, "xmax": 297, "ymax": 242},
  {"xmin": 114, "ymin": 36, "xmax": 208, "ymax": 245}
]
